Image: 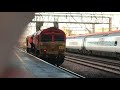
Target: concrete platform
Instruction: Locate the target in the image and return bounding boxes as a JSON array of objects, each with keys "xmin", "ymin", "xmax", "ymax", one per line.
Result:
[{"xmin": 11, "ymin": 48, "xmax": 79, "ymax": 78}]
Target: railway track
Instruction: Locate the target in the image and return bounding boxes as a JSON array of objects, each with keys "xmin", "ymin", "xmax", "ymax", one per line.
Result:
[
  {"xmin": 59, "ymin": 66, "xmax": 85, "ymax": 78},
  {"xmin": 65, "ymin": 54, "xmax": 120, "ymax": 75},
  {"xmin": 65, "ymin": 52, "xmax": 120, "ymax": 67}
]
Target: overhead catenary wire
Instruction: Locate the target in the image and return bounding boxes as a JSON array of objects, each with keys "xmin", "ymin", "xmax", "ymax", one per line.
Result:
[
  {"xmin": 69, "ymin": 13, "xmax": 84, "ymax": 32},
  {"xmin": 70, "ymin": 13, "xmax": 91, "ymax": 33}
]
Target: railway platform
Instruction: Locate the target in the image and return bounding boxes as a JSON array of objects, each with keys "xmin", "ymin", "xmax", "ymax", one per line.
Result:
[{"xmin": 9, "ymin": 48, "xmax": 79, "ymax": 78}]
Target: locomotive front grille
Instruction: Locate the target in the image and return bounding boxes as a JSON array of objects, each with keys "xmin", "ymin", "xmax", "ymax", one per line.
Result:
[
  {"xmin": 48, "ymin": 51, "xmax": 58, "ymax": 54},
  {"xmin": 40, "ymin": 42, "xmax": 65, "ymax": 55}
]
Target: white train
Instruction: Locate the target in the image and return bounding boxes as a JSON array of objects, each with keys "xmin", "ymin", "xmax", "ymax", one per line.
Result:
[{"xmin": 66, "ymin": 30, "xmax": 120, "ymax": 59}]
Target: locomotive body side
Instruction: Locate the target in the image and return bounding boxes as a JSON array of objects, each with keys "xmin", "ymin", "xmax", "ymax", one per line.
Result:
[
  {"xmin": 26, "ymin": 36, "xmax": 32, "ymax": 53},
  {"xmin": 84, "ymin": 32, "xmax": 120, "ymax": 57},
  {"xmin": 66, "ymin": 30, "xmax": 120, "ymax": 59},
  {"xmin": 85, "ymin": 34, "xmax": 106, "ymax": 52},
  {"xmin": 66, "ymin": 36, "xmax": 85, "ymax": 53},
  {"xmin": 33, "ymin": 32, "xmax": 40, "ymax": 51}
]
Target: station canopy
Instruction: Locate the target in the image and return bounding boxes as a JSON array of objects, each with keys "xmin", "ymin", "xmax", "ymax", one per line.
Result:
[{"xmin": 26, "ymin": 12, "xmax": 120, "ymax": 36}]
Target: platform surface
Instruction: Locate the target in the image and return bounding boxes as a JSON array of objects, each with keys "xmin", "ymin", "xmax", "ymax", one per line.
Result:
[{"xmin": 10, "ymin": 48, "xmax": 79, "ymax": 78}]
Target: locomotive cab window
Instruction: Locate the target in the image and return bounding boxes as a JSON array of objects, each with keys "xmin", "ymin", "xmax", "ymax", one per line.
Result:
[
  {"xmin": 41, "ymin": 35, "xmax": 52, "ymax": 42},
  {"xmin": 115, "ymin": 41, "xmax": 117, "ymax": 46},
  {"xmin": 54, "ymin": 35, "xmax": 65, "ymax": 41}
]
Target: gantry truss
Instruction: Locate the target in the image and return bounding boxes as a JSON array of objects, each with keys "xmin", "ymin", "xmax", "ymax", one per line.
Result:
[{"xmin": 30, "ymin": 12, "xmax": 113, "ymax": 33}]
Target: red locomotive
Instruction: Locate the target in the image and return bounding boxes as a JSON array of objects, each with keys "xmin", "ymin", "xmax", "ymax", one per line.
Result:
[{"xmin": 26, "ymin": 27, "xmax": 66, "ymax": 66}]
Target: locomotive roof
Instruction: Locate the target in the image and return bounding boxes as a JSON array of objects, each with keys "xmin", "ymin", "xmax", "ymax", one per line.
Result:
[
  {"xmin": 36, "ymin": 27, "xmax": 65, "ymax": 35},
  {"xmin": 41, "ymin": 27, "xmax": 64, "ymax": 32},
  {"xmin": 67, "ymin": 30, "xmax": 120, "ymax": 38},
  {"xmin": 27, "ymin": 27, "xmax": 65, "ymax": 37}
]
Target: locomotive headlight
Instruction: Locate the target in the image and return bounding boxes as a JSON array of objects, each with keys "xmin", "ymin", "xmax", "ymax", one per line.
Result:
[
  {"xmin": 59, "ymin": 46, "xmax": 64, "ymax": 49},
  {"xmin": 44, "ymin": 49, "xmax": 47, "ymax": 52}
]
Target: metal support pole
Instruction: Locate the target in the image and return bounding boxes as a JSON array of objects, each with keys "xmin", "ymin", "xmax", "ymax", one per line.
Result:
[
  {"xmin": 92, "ymin": 24, "xmax": 95, "ymax": 33},
  {"xmin": 36, "ymin": 22, "xmax": 43, "ymax": 31},
  {"xmin": 54, "ymin": 16, "xmax": 59, "ymax": 28},
  {"xmin": 102, "ymin": 27, "xmax": 104, "ymax": 32},
  {"xmin": 109, "ymin": 17, "xmax": 112, "ymax": 31},
  {"xmin": 54, "ymin": 22, "xmax": 59, "ymax": 28}
]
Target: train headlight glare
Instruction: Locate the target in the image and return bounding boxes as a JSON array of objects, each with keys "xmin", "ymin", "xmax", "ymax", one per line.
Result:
[{"xmin": 44, "ymin": 49, "xmax": 47, "ymax": 52}]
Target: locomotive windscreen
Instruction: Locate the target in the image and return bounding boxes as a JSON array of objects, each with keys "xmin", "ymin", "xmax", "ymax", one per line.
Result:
[
  {"xmin": 41, "ymin": 35, "xmax": 52, "ymax": 42},
  {"xmin": 54, "ymin": 35, "xmax": 64, "ymax": 41}
]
